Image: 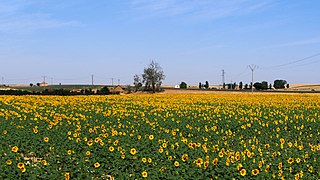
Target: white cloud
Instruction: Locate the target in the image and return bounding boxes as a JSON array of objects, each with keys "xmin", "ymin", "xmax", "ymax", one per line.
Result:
[
  {"xmin": 129, "ymin": 0, "xmax": 276, "ymax": 21},
  {"xmin": 268, "ymin": 38, "xmax": 320, "ymax": 48},
  {"xmin": 0, "ymin": 0, "xmax": 80, "ymax": 33}
]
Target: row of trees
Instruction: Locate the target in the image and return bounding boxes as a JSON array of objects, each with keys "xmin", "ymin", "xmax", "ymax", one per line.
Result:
[
  {"xmin": 132, "ymin": 61, "xmax": 290, "ymax": 92},
  {"xmin": 199, "ymin": 81, "xmax": 209, "ymax": 89}
]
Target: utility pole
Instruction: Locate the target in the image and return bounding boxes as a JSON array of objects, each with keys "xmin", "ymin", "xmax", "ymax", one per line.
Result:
[
  {"xmin": 1, "ymin": 77, "xmax": 4, "ymax": 85},
  {"xmin": 248, "ymin": 64, "xmax": 257, "ymax": 93},
  {"xmin": 91, "ymin": 74, "xmax": 94, "ymax": 85},
  {"xmin": 221, "ymin": 69, "xmax": 226, "ymax": 89},
  {"xmin": 41, "ymin": 76, "xmax": 47, "ymax": 83},
  {"xmin": 51, "ymin": 78, "xmax": 53, "ymax": 85},
  {"xmin": 118, "ymin": 79, "xmax": 120, "ymax": 86},
  {"xmin": 111, "ymin": 78, "xmax": 114, "ymax": 86}
]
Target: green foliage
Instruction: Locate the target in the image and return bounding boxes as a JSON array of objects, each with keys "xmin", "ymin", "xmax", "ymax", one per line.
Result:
[
  {"xmin": 274, "ymin": 80, "xmax": 287, "ymax": 89},
  {"xmin": 179, "ymin": 82, "xmax": 187, "ymax": 89},
  {"xmin": 0, "ymin": 94, "xmax": 319, "ymax": 179},
  {"xmin": 142, "ymin": 61, "xmax": 165, "ymax": 93},
  {"xmin": 204, "ymin": 81, "xmax": 209, "ymax": 89},
  {"xmin": 254, "ymin": 81, "xmax": 268, "ymax": 90}
]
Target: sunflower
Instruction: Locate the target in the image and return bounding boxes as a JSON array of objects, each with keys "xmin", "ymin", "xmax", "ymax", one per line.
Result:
[
  {"xmin": 265, "ymin": 144, "xmax": 270, "ymax": 149},
  {"xmin": 87, "ymin": 140, "xmax": 93, "ymax": 147},
  {"xmin": 237, "ymin": 163, "xmax": 243, "ymax": 171},
  {"xmin": 17, "ymin": 162, "xmax": 24, "ymax": 169},
  {"xmin": 240, "ymin": 169, "xmax": 247, "ymax": 176},
  {"xmin": 41, "ymin": 160, "xmax": 48, "ymax": 166},
  {"xmin": 142, "ymin": 158, "xmax": 147, "ymax": 163},
  {"xmin": 142, "ymin": 171, "xmax": 148, "ymax": 178},
  {"xmin": 67, "ymin": 150, "xmax": 72, "ymax": 155},
  {"xmin": 130, "ymin": 148, "xmax": 137, "ymax": 155},
  {"xmin": 109, "ymin": 146, "xmax": 114, "ymax": 152},
  {"xmin": 204, "ymin": 161, "xmax": 209, "ymax": 168},
  {"xmin": 94, "ymin": 162, "xmax": 100, "ymax": 168},
  {"xmin": 181, "ymin": 154, "xmax": 188, "ymax": 162},
  {"xmin": 218, "ymin": 152, "xmax": 224, "ymax": 158},
  {"xmin": 44, "ymin": 137, "xmax": 49, "ymax": 142},
  {"xmin": 288, "ymin": 158, "xmax": 294, "ymax": 164},
  {"xmin": 265, "ymin": 165, "xmax": 270, "ymax": 172},
  {"xmin": 6, "ymin": 160, "xmax": 12, "ymax": 165},
  {"xmin": 174, "ymin": 161, "xmax": 180, "ymax": 167},
  {"xmin": 252, "ymin": 169, "xmax": 259, "ymax": 176},
  {"xmin": 212, "ymin": 158, "xmax": 218, "ymax": 166},
  {"xmin": 86, "ymin": 151, "xmax": 90, "ymax": 156},
  {"xmin": 296, "ymin": 158, "xmax": 301, "ymax": 163},
  {"xmin": 162, "ymin": 143, "xmax": 167, "ymax": 148},
  {"xmin": 20, "ymin": 167, "xmax": 26, "ymax": 173},
  {"xmin": 149, "ymin": 135, "xmax": 154, "ymax": 140},
  {"xmin": 3, "ymin": 130, "xmax": 7, "ymax": 135},
  {"xmin": 148, "ymin": 158, "xmax": 152, "ymax": 163},
  {"xmin": 65, "ymin": 173, "xmax": 70, "ymax": 180},
  {"xmin": 158, "ymin": 148, "xmax": 163, "ymax": 153},
  {"xmin": 12, "ymin": 146, "xmax": 19, "ymax": 153},
  {"xmin": 235, "ymin": 154, "xmax": 240, "ymax": 161}
]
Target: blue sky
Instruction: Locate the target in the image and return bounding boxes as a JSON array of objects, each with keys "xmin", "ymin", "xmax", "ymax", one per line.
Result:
[{"xmin": 1, "ymin": 0, "xmax": 320, "ymax": 85}]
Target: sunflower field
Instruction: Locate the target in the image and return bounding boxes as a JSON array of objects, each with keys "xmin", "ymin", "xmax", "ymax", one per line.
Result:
[{"xmin": 0, "ymin": 94, "xmax": 319, "ymax": 179}]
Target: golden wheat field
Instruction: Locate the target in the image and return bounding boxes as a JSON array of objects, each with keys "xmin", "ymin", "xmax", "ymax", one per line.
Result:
[{"xmin": 0, "ymin": 94, "xmax": 319, "ymax": 179}]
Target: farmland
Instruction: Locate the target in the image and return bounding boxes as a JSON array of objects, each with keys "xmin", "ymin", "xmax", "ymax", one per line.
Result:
[{"xmin": 0, "ymin": 94, "xmax": 319, "ymax": 179}]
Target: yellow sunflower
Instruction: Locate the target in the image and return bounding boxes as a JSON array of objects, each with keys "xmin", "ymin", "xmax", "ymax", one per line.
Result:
[
  {"xmin": 142, "ymin": 171, "xmax": 148, "ymax": 178},
  {"xmin": 240, "ymin": 169, "xmax": 246, "ymax": 176}
]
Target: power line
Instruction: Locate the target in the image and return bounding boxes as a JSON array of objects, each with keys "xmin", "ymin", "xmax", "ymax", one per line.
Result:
[
  {"xmin": 248, "ymin": 64, "xmax": 257, "ymax": 93},
  {"xmin": 41, "ymin": 76, "xmax": 47, "ymax": 83},
  {"xmin": 262, "ymin": 52, "xmax": 320, "ymax": 70},
  {"xmin": 221, "ymin": 69, "xmax": 225, "ymax": 89},
  {"xmin": 91, "ymin": 74, "xmax": 94, "ymax": 85}
]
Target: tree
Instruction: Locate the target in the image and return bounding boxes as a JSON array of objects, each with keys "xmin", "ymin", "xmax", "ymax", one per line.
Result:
[
  {"xmin": 223, "ymin": 83, "xmax": 226, "ymax": 89},
  {"xmin": 261, "ymin": 81, "xmax": 268, "ymax": 90},
  {"xmin": 180, "ymin": 82, "xmax": 187, "ymax": 89},
  {"xmin": 254, "ymin": 81, "xmax": 268, "ymax": 90},
  {"xmin": 30, "ymin": 83, "xmax": 33, "ymax": 87},
  {"xmin": 133, "ymin": 74, "xmax": 143, "ymax": 91},
  {"xmin": 199, "ymin": 82, "xmax": 202, "ymax": 89},
  {"xmin": 239, "ymin": 82, "xmax": 243, "ymax": 90},
  {"xmin": 286, "ymin": 84, "xmax": 290, "ymax": 88},
  {"xmin": 273, "ymin": 80, "xmax": 287, "ymax": 89},
  {"xmin": 204, "ymin": 81, "xmax": 209, "ymax": 89},
  {"xmin": 244, "ymin": 84, "xmax": 248, "ymax": 89},
  {"xmin": 232, "ymin": 82, "xmax": 236, "ymax": 90},
  {"xmin": 142, "ymin": 61, "xmax": 165, "ymax": 93},
  {"xmin": 99, "ymin": 86, "xmax": 110, "ymax": 94}
]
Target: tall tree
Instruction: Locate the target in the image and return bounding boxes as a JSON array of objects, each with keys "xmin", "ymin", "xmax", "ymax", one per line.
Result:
[
  {"xmin": 142, "ymin": 61, "xmax": 165, "ymax": 93},
  {"xmin": 239, "ymin": 81, "xmax": 243, "ymax": 90},
  {"xmin": 204, "ymin": 81, "xmax": 209, "ymax": 89},
  {"xmin": 133, "ymin": 74, "xmax": 142, "ymax": 91}
]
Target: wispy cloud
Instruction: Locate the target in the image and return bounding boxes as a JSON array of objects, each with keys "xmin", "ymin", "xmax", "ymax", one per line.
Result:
[
  {"xmin": 129, "ymin": 0, "xmax": 276, "ymax": 21},
  {"xmin": 0, "ymin": 0, "xmax": 80, "ymax": 33},
  {"xmin": 267, "ymin": 37, "xmax": 320, "ymax": 48}
]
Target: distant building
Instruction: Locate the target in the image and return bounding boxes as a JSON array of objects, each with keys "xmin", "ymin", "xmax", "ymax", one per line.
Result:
[
  {"xmin": 39, "ymin": 82, "xmax": 48, "ymax": 87},
  {"xmin": 109, "ymin": 86, "xmax": 125, "ymax": 94},
  {"xmin": 174, "ymin": 85, "xmax": 180, "ymax": 89}
]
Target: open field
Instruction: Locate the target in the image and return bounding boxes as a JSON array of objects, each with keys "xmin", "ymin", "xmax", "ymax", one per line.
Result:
[
  {"xmin": 0, "ymin": 94, "xmax": 319, "ymax": 179},
  {"xmin": 289, "ymin": 84, "xmax": 320, "ymax": 91}
]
